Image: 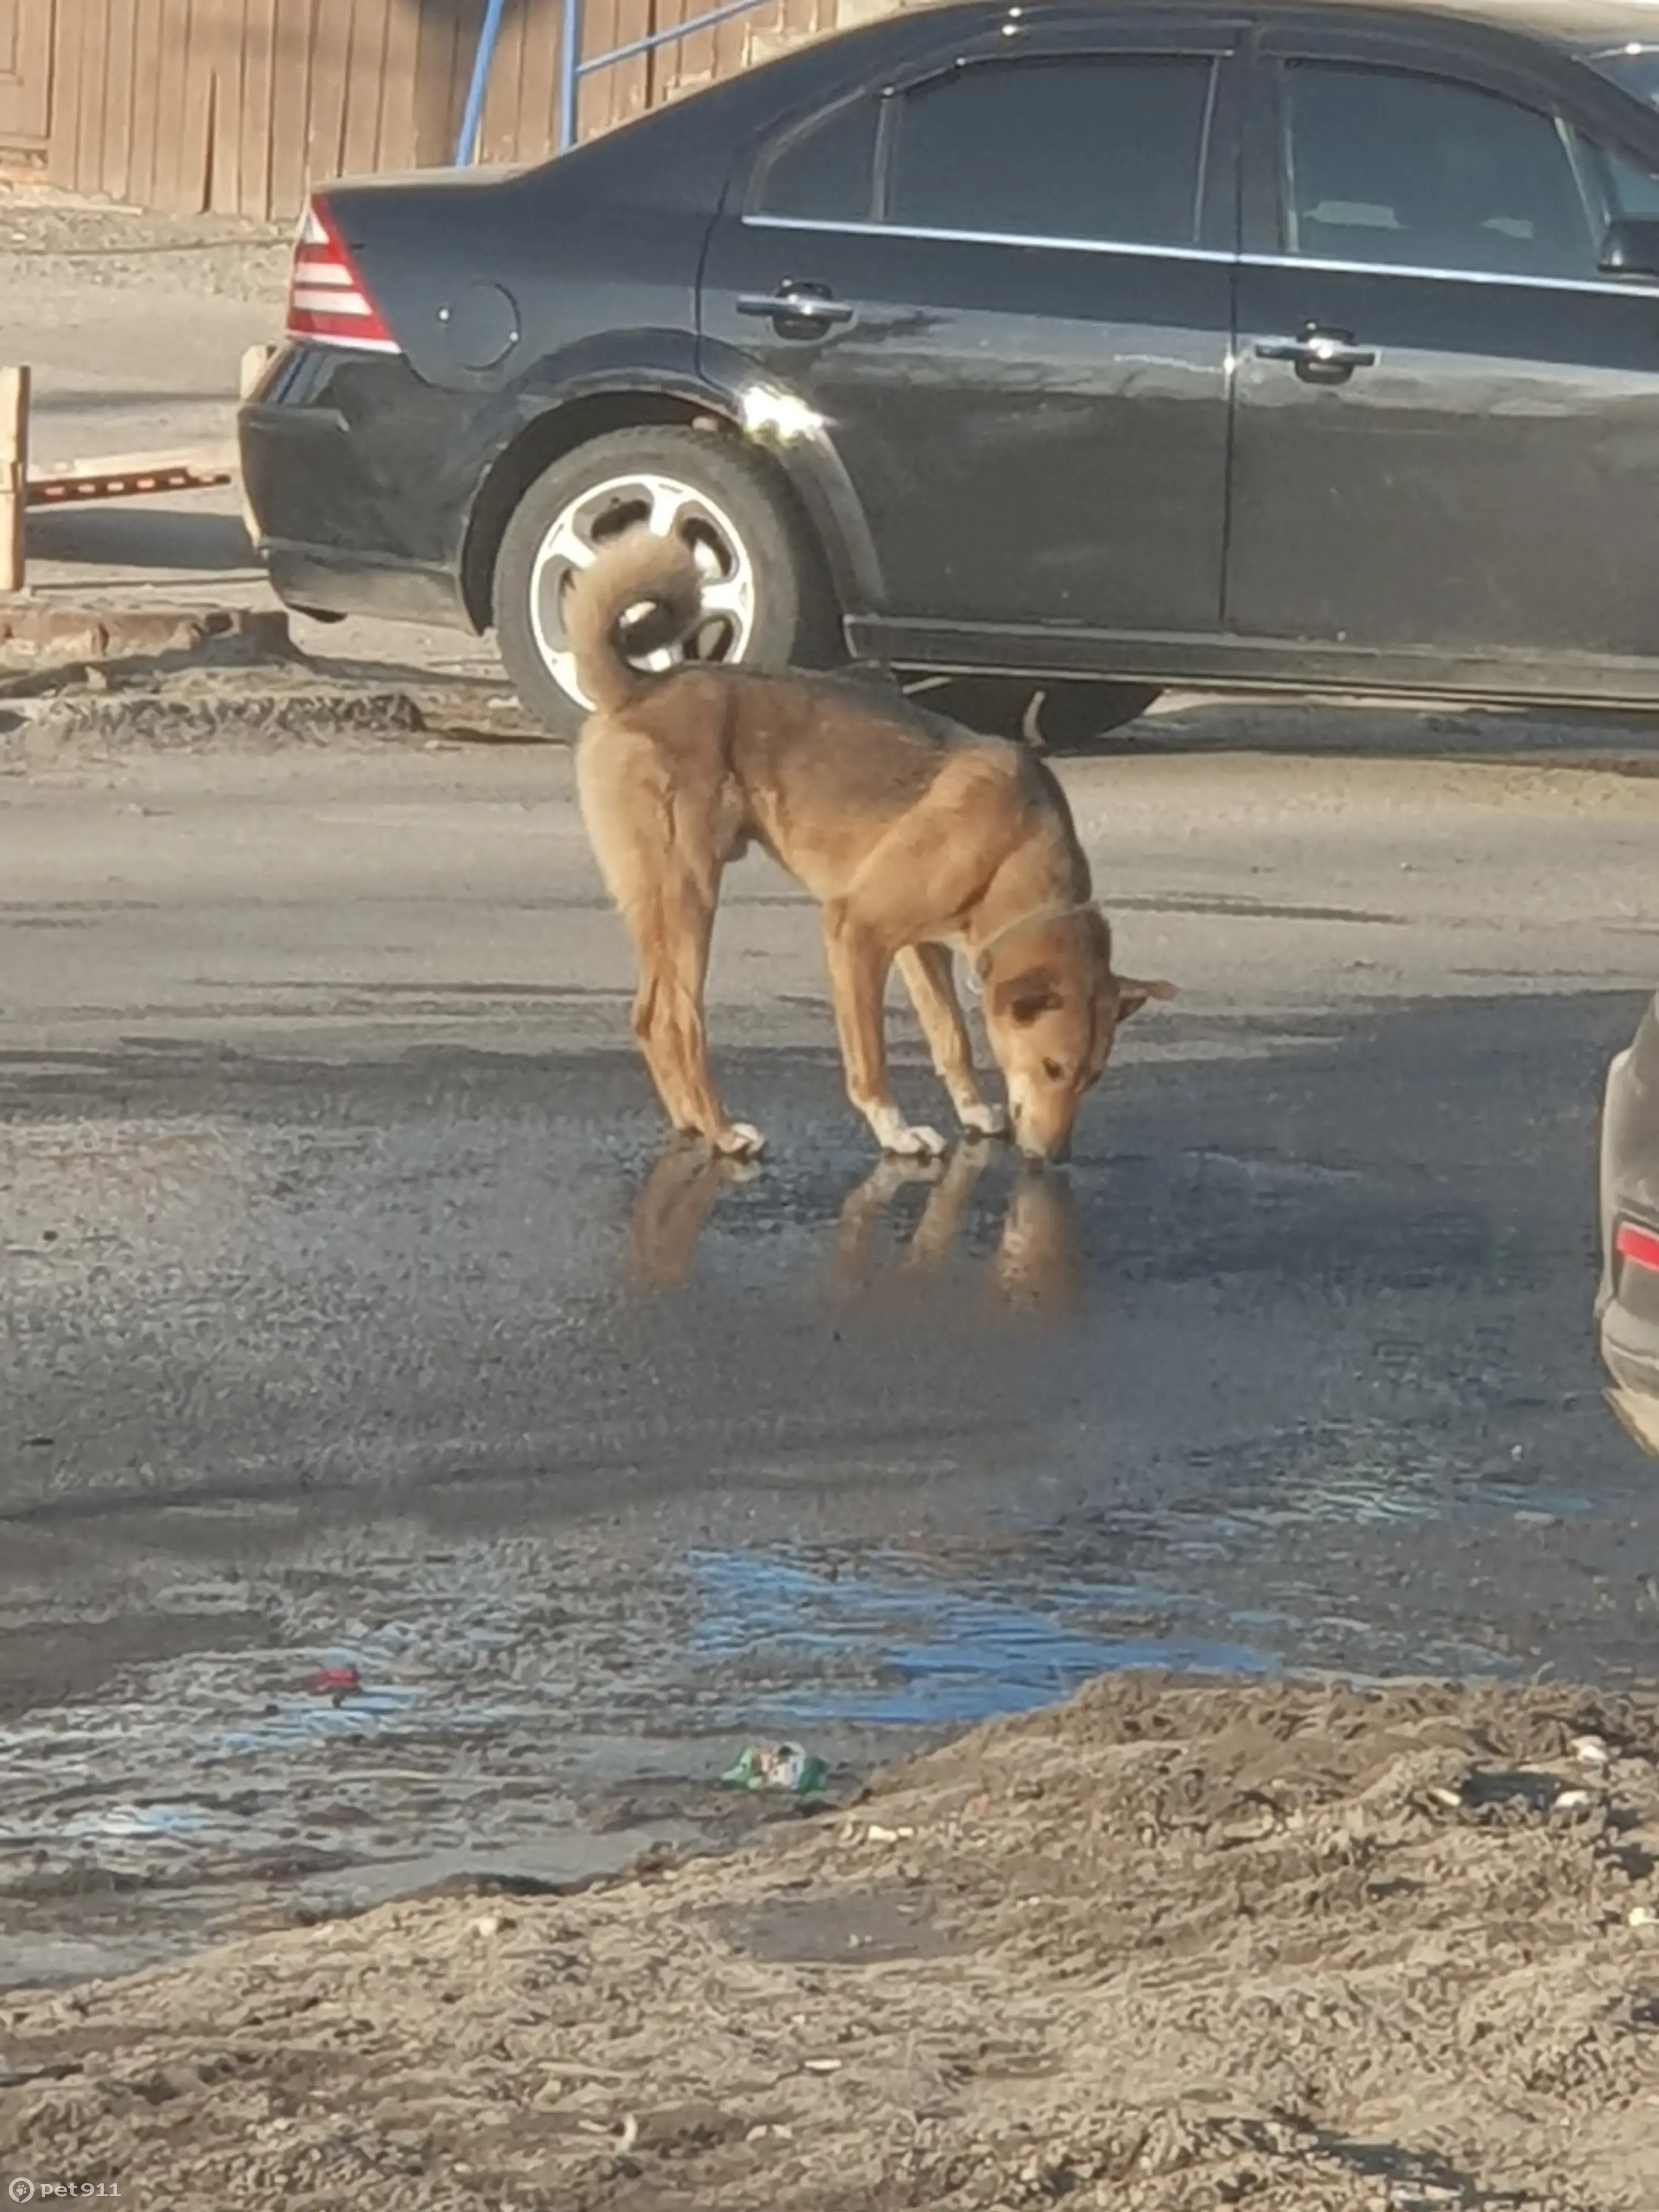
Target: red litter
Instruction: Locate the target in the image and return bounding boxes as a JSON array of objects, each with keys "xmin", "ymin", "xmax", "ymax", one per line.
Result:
[{"xmin": 309, "ymin": 1664, "xmax": 361, "ymax": 1699}]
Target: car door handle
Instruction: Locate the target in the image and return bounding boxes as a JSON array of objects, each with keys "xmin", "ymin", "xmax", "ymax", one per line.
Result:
[
  {"xmin": 735, "ymin": 285, "xmax": 855, "ymax": 332},
  {"xmin": 1252, "ymin": 329, "xmax": 1378, "ymax": 381}
]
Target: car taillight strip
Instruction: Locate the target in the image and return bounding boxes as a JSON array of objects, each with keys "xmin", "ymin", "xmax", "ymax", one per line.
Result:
[
  {"xmin": 285, "ymin": 198, "xmax": 401, "ymax": 356},
  {"xmin": 1616, "ymin": 1220, "xmax": 1659, "ymax": 1273}
]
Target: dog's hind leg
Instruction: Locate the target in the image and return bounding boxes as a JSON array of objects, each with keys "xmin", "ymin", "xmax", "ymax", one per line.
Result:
[
  {"xmin": 579, "ymin": 727, "xmax": 762, "ymax": 1157},
  {"xmin": 894, "ymin": 944, "xmax": 1008, "ymax": 1140},
  {"xmin": 628, "ymin": 869, "xmax": 764, "ymax": 1157}
]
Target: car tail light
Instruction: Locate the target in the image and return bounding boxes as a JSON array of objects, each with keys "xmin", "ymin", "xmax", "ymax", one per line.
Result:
[
  {"xmin": 1615, "ymin": 1220, "xmax": 1659, "ymax": 1273},
  {"xmin": 286, "ymin": 198, "xmax": 400, "ymax": 355}
]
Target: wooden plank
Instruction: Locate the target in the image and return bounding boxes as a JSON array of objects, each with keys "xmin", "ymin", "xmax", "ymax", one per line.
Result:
[
  {"xmin": 513, "ymin": 0, "xmax": 563, "ymax": 168},
  {"xmin": 410, "ymin": 0, "xmax": 468, "ymax": 170},
  {"xmin": 204, "ymin": 0, "xmax": 250, "ymax": 212},
  {"xmin": 237, "ymin": 0, "xmax": 278, "ymax": 218},
  {"xmin": 103, "ymin": 0, "xmax": 140, "ymax": 202},
  {"xmin": 27, "ymin": 445, "xmax": 240, "ymax": 507},
  {"xmin": 375, "ymin": 0, "xmax": 423, "ymax": 173},
  {"xmin": 163, "ymin": 0, "xmax": 212, "ymax": 215},
  {"xmin": 655, "ymin": 0, "xmax": 706, "ymax": 112},
  {"xmin": 0, "ymin": 365, "xmax": 29, "ymax": 595},
  {"xmin": 584, "ymin": 0, "xmax": 651, "ymax": 140},
  {"xmin": 0, "ymin": 0, "xmax": 57, "ymax": 148},
  {"xmin": 267, "ymin": 0, "xmax": 316, "ymax": 218},
  {"xmin": 340, "ymin": 0, "xmax": 391, "ymax": 179},
  {"xmin": 613, "ymin": 0, "xmax": 653, "ymax": 131},
  {"xmin": 479, "ymin": 0, "xmax": 527, "ymax": 166},
  {"xmin": 712, "ymin": 0, "xmax": 764, "ymax": 104},
  {"xmin": 238, "ymin": 342, "xmax": 275, "ymax": 542},
  {"xmin": 305, "ymin": 0, "xmax": 353, "ymax": 187},
  {"xmin": 125, "ymin": 0, "xmax": 168, "ymax": 208},
  {"xmin": 179, "ymin": 0, "xmax": 223, "ymax": 215},
  {"xmin": 60, "ymin": 0, "xmax": 96, "ymax": 191},
  {"xmin": 45, "ymin": 0, "xmax": 86, "ymax": 189},
  {"xmin": 146, "ymin": 0, "xmax": 193, "ymax": 211},
  {"xmin": 31, "ymin": 441, "xmax": 238, "ymax": 481}
]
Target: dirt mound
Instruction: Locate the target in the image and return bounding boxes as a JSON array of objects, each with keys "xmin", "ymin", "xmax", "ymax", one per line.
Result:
[{"xmin": 3, "ymin": 1674, "xmax": 1658, "ymax": 2209}]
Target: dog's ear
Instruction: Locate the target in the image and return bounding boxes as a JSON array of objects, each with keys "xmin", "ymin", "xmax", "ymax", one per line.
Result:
[
  {"xmin": 1115, "ymin": 975, "xmax": 1177, "ymax": 1022},
  {"xmin": 992, "ymin": 968, "xmax": 1064, "ymax": 1025}
]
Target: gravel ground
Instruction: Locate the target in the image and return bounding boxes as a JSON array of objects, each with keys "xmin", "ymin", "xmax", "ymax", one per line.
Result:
[
  {"xmin": 0, "ymin": 177, "xmax": 289, "ymax": 303},
  {"xmin": 3, "ymin": 1673, "xmax": 1658, "ymax": 2211}
]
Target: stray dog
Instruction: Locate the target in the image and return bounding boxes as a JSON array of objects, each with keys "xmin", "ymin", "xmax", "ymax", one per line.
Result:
[{"xmin": 568, "ymin": 527, "xmax": 1173, "ymax": 1161}]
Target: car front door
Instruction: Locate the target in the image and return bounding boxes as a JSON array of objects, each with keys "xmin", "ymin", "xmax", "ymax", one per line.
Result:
[
  {"xmin": 698, "ymin": 19, "xmax": 1243, "ymax": 651},
  {"xmin": 1227, "ymin": 26, "xmax": 1659, "ymax": 687}
]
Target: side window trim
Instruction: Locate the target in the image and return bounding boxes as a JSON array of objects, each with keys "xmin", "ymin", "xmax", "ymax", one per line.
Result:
[
  {"xmin": 743, "ymin": 212, "xmax": 1239, "ymax": 267},
  {"xmin": 745, "ymin": 46, "xmax": 1234, "ymax": 255},
  {"xmin": 871, "ymin": 86, "xmax": 898, "ymax": 226},
  {"xmin": 746, "ymin": 86, "xmax": 881, "ymax": 224},
  {"xmin": 1238, "ymin": 245, "xmax": 1659, "ymax": 297}
]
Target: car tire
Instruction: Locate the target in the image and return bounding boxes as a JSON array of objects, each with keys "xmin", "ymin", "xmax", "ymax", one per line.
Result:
[
  {"xmin": 493, "ymin": 426, "xmax": 837, "ymax": 740},
  {"xmin": 1032, "ymin": 680, "xmax": 1164, "ymax": 749},
  {"xmin": 912, "ymin": 675, "xmax": 1163, "ymax": 748}
]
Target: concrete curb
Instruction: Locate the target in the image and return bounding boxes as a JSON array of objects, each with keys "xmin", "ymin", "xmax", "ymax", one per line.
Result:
[{"xmin": 0, "ymin": 602, "xmax": 291, "ymax": 669}]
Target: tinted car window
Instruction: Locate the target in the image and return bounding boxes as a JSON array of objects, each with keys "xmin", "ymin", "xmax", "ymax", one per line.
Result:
[
  {"xmin": 753, "ymin": 95, "xmax": 879, "ymax": 223},
  {"xmin": 1282, "ymin": 63, "xmax": 1596, "ymax": 279},
  {"xmin": 887, "ymin": 57, "xmax": 1214, "ymax": 247}
]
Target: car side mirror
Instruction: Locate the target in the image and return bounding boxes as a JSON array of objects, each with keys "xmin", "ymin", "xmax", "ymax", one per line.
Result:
[{"xmin": 1599, "ymin": 216, "xmax": 1659, "ymax": 278}]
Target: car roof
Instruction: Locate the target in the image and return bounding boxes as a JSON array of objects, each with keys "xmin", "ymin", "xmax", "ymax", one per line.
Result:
[
  {"xmin": 953, "ymin": 0, "xmax": 1659, "ymax": 55},
  {"xmin": 1244, "ymin": 0, "xmax": 1659, "ymax": 54}
]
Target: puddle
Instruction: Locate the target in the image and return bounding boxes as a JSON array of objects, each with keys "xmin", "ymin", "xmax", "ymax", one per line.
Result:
[
  {"xmin": 0, "ymin": 1510, "xmax": 1292, "ymax": 1987},
  {"xmin": 687, "ymin": 1548, "xmax": 1276, "ymax": 1728}
]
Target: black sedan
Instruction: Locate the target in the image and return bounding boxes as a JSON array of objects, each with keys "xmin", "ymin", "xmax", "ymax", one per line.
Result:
[
  {"xmin": 1600, "ymin": 994, "xmax": 1659, "ymax": 1459},
  {"xmin": 242, "ymin": 0, "xmax": 1659, "ymax": 741}
]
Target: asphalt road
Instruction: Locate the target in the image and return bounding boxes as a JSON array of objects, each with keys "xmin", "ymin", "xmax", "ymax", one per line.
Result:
[{"xmin": 4, "ymin": 706, "xmax": 1659, "ymax": 1983}]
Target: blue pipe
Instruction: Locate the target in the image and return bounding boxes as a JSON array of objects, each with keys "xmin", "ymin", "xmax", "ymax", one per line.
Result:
[
  {"xmin": 557, "ymin": 0, "xmax": 582, "ymax": 152},
  {"xmin": 574, "ymin": 0, "xmax": 770, "ymax": 82},
  {"xmin": 456, "ymin": 0, "xmax": 511, "ymax": 166}
]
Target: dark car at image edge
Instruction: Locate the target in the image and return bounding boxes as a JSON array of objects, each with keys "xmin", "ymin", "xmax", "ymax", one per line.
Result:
[
  {"xmin": 1599, "ymin": 992, "xmax": 1659, "ymax": 1460},
  {"xmin": 242, "ymin": 0, "xmax": 1659, "ymax": 741}
]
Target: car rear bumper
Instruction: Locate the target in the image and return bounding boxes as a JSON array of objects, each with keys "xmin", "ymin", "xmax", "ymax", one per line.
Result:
[
  {"xmin": 239, "ymin": 345, "xmax": 483, "ymax": 633},
  {"xmin": 1601, "ymin": 1302, "xmax": 1659, "ymax": 1400},
  {"xmin": 261, "ymin": 540, "xmax": 471, "ymax": 629},
  {"xmin": 1598, "ymin": 993, "xmax": 1659, "ymax": 1448}
]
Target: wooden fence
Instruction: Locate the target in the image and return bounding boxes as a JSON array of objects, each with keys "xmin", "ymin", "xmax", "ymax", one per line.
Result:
[{"xmin": 31, "ymin": 0, "xmax": 842, "ymax": 222}]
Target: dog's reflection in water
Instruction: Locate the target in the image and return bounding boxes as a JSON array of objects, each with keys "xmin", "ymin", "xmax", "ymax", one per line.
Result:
[{"xmin": 628, "ymin": 1141, "xmax": 1080, "ymax": 1317}]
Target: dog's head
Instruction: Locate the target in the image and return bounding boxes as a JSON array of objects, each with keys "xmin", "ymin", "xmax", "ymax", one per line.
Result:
[{"xmin": 978, "ymin": 907, "xmax": 1173, "ymax": 1163}]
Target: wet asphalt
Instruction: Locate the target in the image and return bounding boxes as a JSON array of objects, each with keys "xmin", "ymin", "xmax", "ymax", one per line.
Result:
[{"xmin": 3, "ymin": 712, "xmax": 1658, "ymax": 1983}]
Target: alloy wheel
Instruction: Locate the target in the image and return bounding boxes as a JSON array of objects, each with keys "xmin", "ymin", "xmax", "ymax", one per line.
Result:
[{"xmin": 527, "ymin": 470, "xmax": 758, "ymax": 709}]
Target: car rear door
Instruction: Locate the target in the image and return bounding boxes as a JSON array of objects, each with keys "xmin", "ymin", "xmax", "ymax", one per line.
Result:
[
  {"xmin": 698, "ymin": 13, "xmax": 1244, "ymax": 649},
  {"xmin": 1227, "ymin": 20, "xmax": 1659, "ymax": 685}
]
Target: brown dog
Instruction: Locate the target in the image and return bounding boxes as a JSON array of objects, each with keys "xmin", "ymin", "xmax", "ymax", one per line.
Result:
[{"xmin": 567, "ymin": 527, "xmax": 1173, "ymax": 1161}]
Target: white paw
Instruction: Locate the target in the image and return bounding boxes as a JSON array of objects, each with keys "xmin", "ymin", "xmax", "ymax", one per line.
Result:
[
  {"xmin": 958, "ymin": 1101, "xmax": 1008, "ymax": 1140},
  {"xmin": 884, "ymin": 1121, "xmax": 948, "ymax": 1160},
  {"xmin": 714, "ymin": 1121, "xmax": 767, "ymax": 1159}
]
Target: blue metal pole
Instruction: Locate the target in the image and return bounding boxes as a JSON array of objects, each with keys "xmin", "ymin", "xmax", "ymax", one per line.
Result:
[
  {"xmin": 557, "ymin": 0, "xmax": 582, "ymax": 152},
  {"xmin": 455, "ymin": 0, "xmax": 511, "ymax": 167}
]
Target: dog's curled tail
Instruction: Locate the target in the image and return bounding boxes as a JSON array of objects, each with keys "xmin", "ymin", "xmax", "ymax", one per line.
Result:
[{"xmin": 563, "ymin": 527, "xmax": 704, "ymax": 715}]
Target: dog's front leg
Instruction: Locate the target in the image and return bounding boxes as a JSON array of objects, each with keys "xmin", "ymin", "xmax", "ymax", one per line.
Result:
[
  {"xmin": 820, "ymin": 902, "xmax": 946, "ymax": 1158},
  {"xmin": 894, "ymin": 944, "xmax": 1008, "ymax": 1140}
]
